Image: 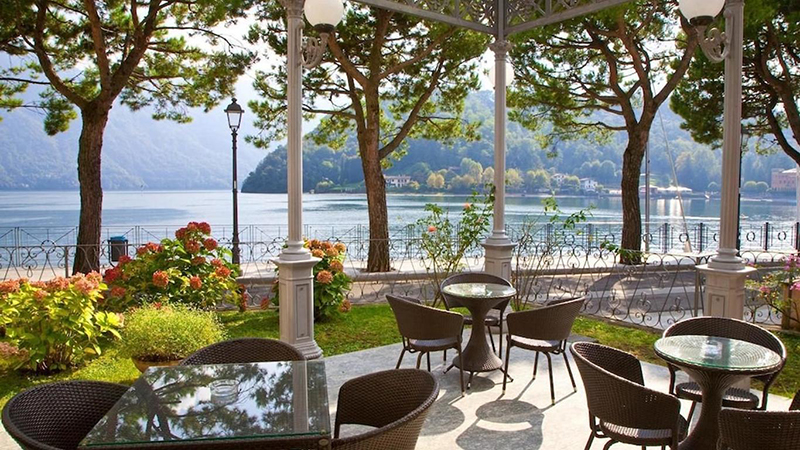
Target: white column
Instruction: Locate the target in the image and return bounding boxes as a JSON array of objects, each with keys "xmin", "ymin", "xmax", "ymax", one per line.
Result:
[
  {"xmin": 482, "ymin": 37, "xmax": 516, "ymax": 280},
  {"xmin": 697, "ymin": 0, "xmax": 755, "ymax": 319},
  {"xmin": 274, "ymin": 0, "xmax": 322, "ymax": 359}
]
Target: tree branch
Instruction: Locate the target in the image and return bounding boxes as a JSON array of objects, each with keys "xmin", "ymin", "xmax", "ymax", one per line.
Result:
[{"xmin": 82, "ymin": 0, "xmax": 111, "ymax": 87}]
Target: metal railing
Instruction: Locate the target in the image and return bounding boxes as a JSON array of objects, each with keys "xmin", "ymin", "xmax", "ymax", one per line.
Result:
[{"xmin": 3, "ymin": 231, "xmax": 794, "ymax": 331}]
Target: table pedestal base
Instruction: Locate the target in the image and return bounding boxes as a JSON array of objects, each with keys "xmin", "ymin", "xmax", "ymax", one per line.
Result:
[{"xmin": 678, "ymin": 368, "xmax": 748, "ymax": 450}]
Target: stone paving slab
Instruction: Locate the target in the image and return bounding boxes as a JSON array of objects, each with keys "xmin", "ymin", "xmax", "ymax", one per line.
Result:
[{"xmin": 1, "ymin": 333, "xmax": 792, "ymax": 449}]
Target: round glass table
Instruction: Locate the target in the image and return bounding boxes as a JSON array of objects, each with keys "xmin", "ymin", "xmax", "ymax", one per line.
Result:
[
  {"xmin": 442, "ymin": 282, "xmax": 516, "ymax": 385},
  {"xmin": 654, "ymin": 335, "xmax": 783, "ymax": 450}
]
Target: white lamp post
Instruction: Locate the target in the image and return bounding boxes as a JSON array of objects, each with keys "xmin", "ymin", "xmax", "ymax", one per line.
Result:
[
  {"xmin": 224, "ymin": 98, "xmax": 243, "ymax": 266},
  {"xmin": 275, "ymin": 0, "xmax": 343, "ymax": 360},
  {"xmin": 683, "ymin": 0, "xmax": 756, "ymax": 320}
]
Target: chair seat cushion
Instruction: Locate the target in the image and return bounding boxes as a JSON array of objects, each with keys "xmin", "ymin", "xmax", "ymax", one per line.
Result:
[
  {"xmin": 600, "ymin": 416, "xmax": 688, "ymax": 446},
  {"xmin": 509, "ymin": 336, "xmax": 560, "ymax": 352},
  {"xmin": 675, "ymin": 382, "xmax": 759, "ymax": 408},
  {"xmin": 409, "ymin": 337, "xmax": 459, "ymax": 352}
]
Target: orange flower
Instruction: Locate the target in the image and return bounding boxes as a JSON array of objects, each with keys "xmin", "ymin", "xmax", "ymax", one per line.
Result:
[
  {"xmin": 33, "ymin": 289, "xmax": 47, "ymax": 301},
  {"xmin": 152, "ymin": 271, "xmax": 169, "ymax": 288},
  {"xmin": 334, "ymin": 242, "xmax": 346, "ymax": 253},
  {"xmin": 136, "ymin": 246, "xmax": 149, "ymax": 256},
  {"xmin": 187, "ymin": 222, "xmax": 198, "ymax": 232},
  {"xmin": 118, "ymin": 254, "xmax": 132, "ymax": 265},
  {"xmin": 110, "ymin": 286, "xmax": 127, "ymax": 298},
  {"xmin": 203, "ymin": 238, "xmax": 218, "ymax": 251},
  {"xmin": 146, "ymin": 242, "xmax": 163, "ymax": 253},
  {"xmin": 316, "ymin": 270, "xmax": 333, "ymax": 284},
  {"xmin": 311, "ymin": 249, "xmax": 325, "ymax": 258},
  {"xmin": 321, "ymin": 241, "xmax": 334, "ymax": 251},
  {"xmin": 86, "ymin": 271, "xmax": 103, "ymax": 284},
  {"xmin": 74, "ymin": 277, "xmax": 96, "ymax": 294},
  {"xmin": 191, "ymin": 256, "xmax": 206, "ymax": 265},
  {"xmin": 326, "ymin": 248, "xmax": 339, "ymax": 258},
  {"xmin": 198, "ymin": 222, "xmax": 212, "ymax": 235},
  {"xmin": 260, "ymin": 297, "xmax": 271, "ymax": 310},
  {"xmin": 0, "ymin": 279, "xmax": 21, "ymax": 294},
  {"xmin": 428, "ymin": 225, "xmax": 437, "ymax": 233},
  {"xmin": 330, "ymin": 260, "xmax": 344, "ymax": 273},
  {"xmin": 185, "ymin": 240, "xmax": 201, "ymax": 254},
  {"xmin": 175, "ymin": 227, "xmax": 187, "ymax": 240},
  {"xmin": 211, "ymin": 258, "xmax": 224, "ymax": 267},
  {"xmin": 46, "ymin": 277, "xmax": 70, "ymax": 291},
  {"xmin": 215, "ymin": 266, "xmax": 232, "ymax": 278},
  {"xmin": 463, "ymin": 202, "xmax": 472, "ymax": 210},
  {"xmin": 339, "ymin": 298, "xmax": 352, "ymax": 313},
  {"xmin": 309, "ymin": 239, "xmax": 322, "ymax": 249},
  {"xmin": 189, "ymin": 276, "xmax": 202, "ymax": 290}
]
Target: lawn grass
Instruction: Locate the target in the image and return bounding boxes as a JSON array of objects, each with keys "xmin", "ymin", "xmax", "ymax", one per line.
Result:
[{"xmin": 1, "ymin": 304, "xmax": 798, "ymax": 409}]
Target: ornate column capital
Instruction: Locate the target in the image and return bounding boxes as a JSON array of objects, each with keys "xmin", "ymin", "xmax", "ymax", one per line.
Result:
[
  {"xmin": 280, "ymin": 0, "xmax": 305, "ymax": 18},
  {"xmin": 489, "ymin": 39, "xmax": 513, "ymax": 58}
]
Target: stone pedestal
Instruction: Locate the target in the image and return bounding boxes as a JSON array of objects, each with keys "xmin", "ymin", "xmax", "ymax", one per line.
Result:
[
  {"xmin": 482, "ymin": 239, "xmax": 516, "ymax": 280},
  {"xmin": 697, "ymin": 264, "xmax": 757, "ymax": 319},
  {"xmin": 273, "ymin": 256, "xmax": 323, "ymax": 359}
]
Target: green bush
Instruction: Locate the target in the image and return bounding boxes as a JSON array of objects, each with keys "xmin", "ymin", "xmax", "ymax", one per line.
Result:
[
  {"xmin": 0, "ymin": 274, "xmax": 121, "ymax": 373},
  {"xmin": 104, "ymin": 221, "xmax": 242, "ymax": 310},
  {"xmin": 122, "ymin": 303, "xmax": 224, "ymax": 362}
]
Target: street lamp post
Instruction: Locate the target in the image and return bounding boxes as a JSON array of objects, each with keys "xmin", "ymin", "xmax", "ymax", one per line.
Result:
[
  {"xmin": 680, "ymin": 0, "xmax": 755, "ymax": 319},
  {"xmin": 224, "ymin": 98, "xmax": 244, "ymax": 266},
  {"xmin": 275, "ymin": 0, "xmax": 343, "ymax": 359}
]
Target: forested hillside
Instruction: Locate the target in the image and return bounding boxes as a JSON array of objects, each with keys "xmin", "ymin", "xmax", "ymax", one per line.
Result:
[
  {"xmin": 0, "ymin": 103, "xmax": 265, "ymax": 190},
  {"xmin": 242, "ymin": 91, "xmax": 795, "ymax": 194}
]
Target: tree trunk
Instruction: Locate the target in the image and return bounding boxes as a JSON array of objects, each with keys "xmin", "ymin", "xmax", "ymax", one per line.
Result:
[
  {"xmin": 73, "ymin": 105, "xmax": 110, "ymax": 274},
  {"xmin": 360, "ymin": 134, "xmax": 390, "ymax": 272},
  {"xmin": 620, "ymin": 129, "xmax": 648, "ymax": 264}
]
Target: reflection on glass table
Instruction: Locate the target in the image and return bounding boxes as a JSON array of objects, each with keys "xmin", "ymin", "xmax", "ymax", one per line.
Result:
[{"xmin": 80, "ymin": 360, "xmax": 330, "ymax": 448}]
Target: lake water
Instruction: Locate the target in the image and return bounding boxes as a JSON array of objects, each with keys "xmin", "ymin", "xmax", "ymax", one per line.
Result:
[{"xmin": 0, "ymin": 190, "xmax": 797, "ymax": 245}]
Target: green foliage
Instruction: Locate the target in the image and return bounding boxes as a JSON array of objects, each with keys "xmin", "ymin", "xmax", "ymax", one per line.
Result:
[
  {"xmin": 0, "ymin": 274, "xmax": 121, "ymax": 373},
  {"xmin": 746, "ymin": 255, "xmax": 800, "ymax": 329},
  {"xmin": 103, "ymin": 221, "xmax": 241, "ymax": 310},
  {"xmin": 511, "ymin": 198, "xmax": 592, "ymax": 311},
  {"xmin": 122, "ymin": 303, "xmax": 224, "ymax": 362},
  {"xmin": 416, "ymin": 187, "xmax": 494, "ymax": 306},
  {"xmin": 742, "ymin": 180, "xmax": 769, "ymax": 193},
  {"xmin": 273, "ymin": 240, "xmax": 353, "ymax": 322},
  {"xmin": 0, "ymin": 0, "xmax": 256, "ymax": 130},
  {"xmin": 673, "ymin": 0, "xmax": 800, "ymax": 163}
]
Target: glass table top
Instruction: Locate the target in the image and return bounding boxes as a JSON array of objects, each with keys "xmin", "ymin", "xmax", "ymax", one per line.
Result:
[
  {"xmin": 81, "ymin": 361, "xmax": 330, "ymax": 447},
  {"xmin": 442, "ymin": 282, "xmax": 517, "ymax": 299},
  {"xmin": 654, "ymin": 335, "xmax": 782, "ymax": 372}
]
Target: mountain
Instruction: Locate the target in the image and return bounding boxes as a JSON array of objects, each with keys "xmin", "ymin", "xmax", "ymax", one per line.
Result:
[
  {"xmin": 0, "ymin": 102, "xmax": 266, "ymax": 190},
  {"xmin": 242, "ymin": 91, "xmax": 798, "ymax": 194}
]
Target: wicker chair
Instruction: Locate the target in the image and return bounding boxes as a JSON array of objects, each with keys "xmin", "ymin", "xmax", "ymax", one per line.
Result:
[
  {"xmin": 332, "ymin": 369, "xmax": 439, "ymax": 450},
  {"xmin": 663, "ymin": 316, "xmax": 786, "ymax": 421},
  {"xmin": 570, "ymin": 342, "xmax": 688, "ymax": 450},
  {"xmin": 387, "ymin": 295, "xmax": 465, "ymax": 392},
  {"xmin": 717, "ymin": 408, "xmax": 800, "ymax": 450},
  {"xmin": 502, "ymin": 297, "xmax": 585, "ymax": 404},
  {"xmin": 441, "ymin": 272, "xmax": 513, "ymax": 356},
  {"xmin": 2, "ymin": 381, "xmax": 128, "ymax": 450},
  {"xmin": 180, "ymin": 338, "xmax": 305, "ymax": 365}
]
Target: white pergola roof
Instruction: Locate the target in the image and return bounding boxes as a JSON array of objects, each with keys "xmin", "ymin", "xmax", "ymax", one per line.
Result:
[{"xmin": 352, "ymin": 0, "xmax": 631, "ymax": 35}]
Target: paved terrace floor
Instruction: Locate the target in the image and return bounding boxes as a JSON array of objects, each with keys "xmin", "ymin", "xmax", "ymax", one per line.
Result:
[{"xmin": 1, "ymin": 333, "xmax": 793, "ymax": 450}]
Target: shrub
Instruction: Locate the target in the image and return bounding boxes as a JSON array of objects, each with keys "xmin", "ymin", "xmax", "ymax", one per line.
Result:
[
  {"xmin": 416, "ymin": 187, "xmax": 494, "ymax": 306},
  {"xmin": 273, "ymin": 240, "xmax": 352, "ymax": 321},
  {"xmin": 0, "ymin": 274, "xmax": 121, "ymax": 373},
  {"xmin": 747, "ymin": 254, "xmax": 800, "ymax": 329},
  {"xmin": 104, "ymin": 221, "xmax": 241, "ymax": 310},
  {"xmin": 122, "ymin": 303, "xmax": 224, "ymax": 362}
]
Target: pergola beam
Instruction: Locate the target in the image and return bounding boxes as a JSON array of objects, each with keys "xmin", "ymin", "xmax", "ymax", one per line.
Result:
[
  {"xmin": 352, "ymin": 0, "xmax": 495, "ymax": 33},
  {"xmin": 505, "ymin": 0, "xmax": 631, "ymax": 36}
]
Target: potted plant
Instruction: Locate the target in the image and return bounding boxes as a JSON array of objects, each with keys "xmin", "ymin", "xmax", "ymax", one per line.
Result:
[{"xmin": 123, "ymin": 303, "xmax": 224, "ymax": 372}]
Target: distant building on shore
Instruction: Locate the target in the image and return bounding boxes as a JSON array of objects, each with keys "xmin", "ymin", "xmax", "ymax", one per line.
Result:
[
  {"xmin": 385, "ymin": 175, "xmax": 412, "ymax": 188},
  {"xmin": 771, "ymin": 168, "xmax": 797, "ymax": 192},
  {"xmin": 580, "ymin": 178, "xmax": 599, "ymax": 192}
]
